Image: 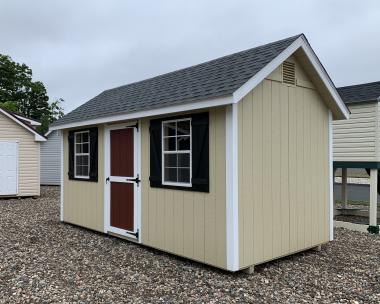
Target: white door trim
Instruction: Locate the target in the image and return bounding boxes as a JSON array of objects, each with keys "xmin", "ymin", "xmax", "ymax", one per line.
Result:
[
  {"xmin": 0, "ymin": 140, "xmax": 19, "ymax": 196},
  {"xmin": 104, "ymin": 121, "xmax": 141, "ymax": 242}
]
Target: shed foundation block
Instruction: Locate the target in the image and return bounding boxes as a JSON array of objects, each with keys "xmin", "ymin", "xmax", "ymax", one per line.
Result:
[{"xmin": 242, "ymin": 266, "xmax": 255, "ymax": 274}]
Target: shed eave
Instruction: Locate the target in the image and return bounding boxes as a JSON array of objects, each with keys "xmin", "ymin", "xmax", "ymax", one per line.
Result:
[{"xmin": 49, "ymin": 95, "xmax": 233, "ymax": 131}]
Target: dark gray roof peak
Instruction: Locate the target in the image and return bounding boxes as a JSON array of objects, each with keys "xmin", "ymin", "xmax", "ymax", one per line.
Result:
[{"xmin": 52, "ymin": 34, "xmax": 303, "ymax": 127}]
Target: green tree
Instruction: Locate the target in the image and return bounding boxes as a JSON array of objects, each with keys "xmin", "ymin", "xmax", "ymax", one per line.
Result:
[{"xmin": 0, "ymin": 54, "xmax": 64, "ymax": 133}]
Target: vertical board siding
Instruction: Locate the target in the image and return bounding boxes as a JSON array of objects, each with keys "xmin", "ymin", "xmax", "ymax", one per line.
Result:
[
  {"xmin": 141, "ymin": 107, "xmax": 227, "ymax": 269},
  {"xmin": 40, "ymin": 130, "xmax": 61, "ymax": 185},
  {"xmin": 63, "ymin": 127, "xmax": 104, "ymax": 232},
  {"xmin": 333, "ymin": 102, "xmax": 378, "ymax": 161},
  {"xmin": 238, "ymin": 78, "xmax": 330, "ymax": 268},
  {"xmin": 0, "ymin": 112, "xmax": 40, "ymax": 196}
]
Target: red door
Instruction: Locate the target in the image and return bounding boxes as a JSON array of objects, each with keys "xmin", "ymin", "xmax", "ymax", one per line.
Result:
[{"xmin": 110, "ymin": 128, "xmax": 136, "ymax": 232}]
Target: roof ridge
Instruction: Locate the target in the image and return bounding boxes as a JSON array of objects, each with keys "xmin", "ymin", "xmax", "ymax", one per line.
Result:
[{"xmin": 104, "ymin": 34, "xmax": 304, "ymax": 93}]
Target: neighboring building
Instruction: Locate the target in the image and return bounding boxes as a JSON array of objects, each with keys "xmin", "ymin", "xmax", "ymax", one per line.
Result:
[
  {"xmin": 40, "ymin": 130, "xmax": 61, "ymax": 185},
  {"xmin": 334, "ymin": 81, "xmax": 380, "ymax": 233},
  {"xmin": 50, "ymin": 34, "xmax": 349, "ymax": 272},
  {"xmin": 0, "ymin": 108, "xmax": 46, "ymax": 197}
]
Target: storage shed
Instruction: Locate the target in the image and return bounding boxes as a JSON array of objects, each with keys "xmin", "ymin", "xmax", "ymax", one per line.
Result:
[
  {"xmin": 334, "ymin": 81, "xmax": 380, "ymax": 234},
  {"xmin": 0, "ymin": 108, "xmax": 46, "ymax": 197},
  {"xmin": 40, "ymin": 130, "xmax": 61, "ymax": 185},
  {"xmin": 50, "ymin": 34, "xmax": 349, "ymax": 272}
]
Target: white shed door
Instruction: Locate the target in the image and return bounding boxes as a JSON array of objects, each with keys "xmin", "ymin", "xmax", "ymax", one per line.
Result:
[{"xmin": 0, "ymin": 142, "xmax": 18, "ymax": 195}]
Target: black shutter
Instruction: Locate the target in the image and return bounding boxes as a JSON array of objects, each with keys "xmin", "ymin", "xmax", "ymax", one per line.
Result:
[
  {"xmin": 68, "ymin": 131, "xmax": 75, "ymax": 180},
  {"xmin": 89, "ymin": 127, "xmax": 98, "ymax": 182},
  {"xmin": 149, "ymin": 119, "xmax": 162, "ymax": 187},
  {"xmin": 191, "ymin": 113, "xmax": 209, "ymax": 192}
]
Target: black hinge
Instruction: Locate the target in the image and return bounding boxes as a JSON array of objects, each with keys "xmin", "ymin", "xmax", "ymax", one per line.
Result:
[
  {"xmin": 126, "ymin": 174, "xmax": 141, "ymax": 186},
  {"xmin": 128, "ymin": 229, "xmax": 139, "ymax": 239},
  {"xmin": 128, "ymin": 122, "xmax": 139, "ymax": 131}
]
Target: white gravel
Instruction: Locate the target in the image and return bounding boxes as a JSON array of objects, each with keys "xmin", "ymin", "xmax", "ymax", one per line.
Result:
[{"xmin": 0, "ymin": 187, "xmax": 379, "ymax": 303}]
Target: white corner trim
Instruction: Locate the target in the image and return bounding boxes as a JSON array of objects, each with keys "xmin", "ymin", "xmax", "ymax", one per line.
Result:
[
  {"xmin": 232, "ymin": 36, "xmax": 350, "ymax": 120},
  {"xmin": 0, "ymin": 108, "xmax": 46, "ymax": 141},
  {"xmin": 60, "ymin": 130, "xmax": 64, "ymax": 221},
  {"xmin": 50, "ymin": 95, "xmax": 233, "ymax": 131},
  {"xmin": 226, "ymin": 104, "xmax": 239, "ymax": 271},
  {"xmin": 328, "ymin": 110, "xmax": 334, "ymax": 241}
]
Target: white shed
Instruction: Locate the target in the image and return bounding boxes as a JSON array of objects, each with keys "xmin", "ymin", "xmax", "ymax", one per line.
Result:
[
  {"xmin": 40, "ymin": 130, "xmax": 61, "ymax": 185},
  {"xmin": 0, "ymin": 108, "xmax": 46, "ymax": 197}
]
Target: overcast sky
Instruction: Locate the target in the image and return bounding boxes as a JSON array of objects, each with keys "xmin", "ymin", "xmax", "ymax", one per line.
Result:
[{"xmin": 1, "ymin": 0, "xmax": 379, "ymax": 113}]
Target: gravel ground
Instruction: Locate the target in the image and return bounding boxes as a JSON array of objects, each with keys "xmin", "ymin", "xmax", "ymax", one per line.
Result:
[
  {"xmin": 335, "ymin": 215, "xmax": 369, "ymax": 225},
  {"xmin": 1, "ymin": 187, "xmax": 380, "ymax": 303}
]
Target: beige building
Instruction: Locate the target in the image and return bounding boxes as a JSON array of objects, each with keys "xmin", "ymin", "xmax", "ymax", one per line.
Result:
[
  {"xmin": 334, "ymin": 81, "xmax": 380, "ymax": 234},
  {"xmin": 0, "ymin": 108, "xmax": 46, "ymax": 197},
  {"xmin": 50, "ymin": 34, "xmax": 349, "ymax": 272}
]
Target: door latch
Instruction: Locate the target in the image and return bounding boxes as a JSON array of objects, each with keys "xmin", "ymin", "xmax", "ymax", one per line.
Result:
[
  {"xmin": 105, "ymin": 177, "xmax": 110, "ymax": 184},
  {"xmin": 126, "ymin": 174, "xmax": 141, "ymax": 186}
]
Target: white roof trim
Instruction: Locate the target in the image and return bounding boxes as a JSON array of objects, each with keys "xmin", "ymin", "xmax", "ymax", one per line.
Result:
[
  {"xmin": 0, "ymin": 108, "xmax": 46, "ymax": 142},
  {"xmin": 232, "ymin": 35, "xmax": 350, "ymax": 120},
  {"xmin": 14, "ymin": 114, "xmax": 41, "ymax": 126},
  {"xmin": 49, "ymin": 95, "xmax": 233, "ymax": 130}
]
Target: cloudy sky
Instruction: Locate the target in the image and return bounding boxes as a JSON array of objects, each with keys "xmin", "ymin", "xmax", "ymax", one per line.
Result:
[{"xmin": 1, "ymin": 0, "xmax": 379, "ymax": 113}]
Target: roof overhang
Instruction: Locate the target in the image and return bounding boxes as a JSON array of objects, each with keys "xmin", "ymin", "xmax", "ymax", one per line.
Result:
[
  {"xmin": 232, "ymin": 35, "xmax": 350, "ymax": 121},
  {"xmin": 0, "ymin": 108, "xmax": 46, "ymax": 142},
  {"xmin": 14, "ymin": 114, "xmax": 41, "ymax": 126},
  {"xmin": 49, "ymin": 95, "xmax": 233, "ymax": 131}
]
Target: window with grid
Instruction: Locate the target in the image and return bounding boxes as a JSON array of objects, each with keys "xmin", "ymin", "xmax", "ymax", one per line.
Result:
[
  {"xmin": 74, "ymin": 131, "xmax": 90, "ymax": 178},
  {"xmin": 162, "ymin": 118, "xmax": 192, "ymax": 186}
]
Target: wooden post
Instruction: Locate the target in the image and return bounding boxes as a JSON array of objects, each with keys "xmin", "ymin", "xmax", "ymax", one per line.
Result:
[
  {"xmin": 369, "ymin": 168, "xmax": 378, "ymax": 227},
  {"xmin": 342, "ymin": 168, "xmax": 348, "ymax": 209}
]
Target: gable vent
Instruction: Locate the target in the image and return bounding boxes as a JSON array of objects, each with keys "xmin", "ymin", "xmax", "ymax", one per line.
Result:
[{"xmin": 282, "ymin": 61, "xmax": 296, "ymax": 85}]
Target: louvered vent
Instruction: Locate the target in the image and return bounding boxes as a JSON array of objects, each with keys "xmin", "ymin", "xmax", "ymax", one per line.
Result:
[{"xmin": 282, "ymin": 61, "xmax": 296, "ymax": 85}]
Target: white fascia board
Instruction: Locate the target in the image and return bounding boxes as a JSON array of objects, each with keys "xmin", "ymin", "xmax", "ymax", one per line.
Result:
[
  {"xmin": 49, "ymin": 95, "xmax": 233, "ymax": 131},
  {"xmin": 0, "ymin": 109, "xmax": 46, "ymax": 142},
  {"xmin": 15, "ymin": 114, "xmax": 41, "ymax": 126},
  {"xmin": 232, "ymin": 36, "xmax": 350, "ymax": 120}
]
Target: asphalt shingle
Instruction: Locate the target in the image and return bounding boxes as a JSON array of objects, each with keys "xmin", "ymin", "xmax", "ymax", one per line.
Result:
[
  {"xmin": 338, "ymin": 81, "xmax": 380, "ymax": 104},
  {"xmin": 52, "ymin": 34, "xmax": 302, "ymax": 127}
]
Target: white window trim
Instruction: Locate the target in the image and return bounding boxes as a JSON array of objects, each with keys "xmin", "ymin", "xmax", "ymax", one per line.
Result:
[
  {"xmin": 74, "ymin": 130, "xmax": 90, "ymax": 179},
  {"xmin": 161, "ymin": 118, "xmax": 192, "ymax": 187}
]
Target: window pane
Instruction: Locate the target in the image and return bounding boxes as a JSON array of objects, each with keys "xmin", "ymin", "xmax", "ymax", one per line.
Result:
[
  {"xmin": 164, "ymin": 154, "xmax": 177, "ymax": 167},
  {"xmin": 178, "ymin": 168, "xmax": 190, "ymax": 183},
  {"xmin": 76, "ymin": 143, "xmax": 82, "ymax": 153},
  {"xmin": 163, "ymin": 122, "xmax": 176, "ymax": 137},
  {"xmin": 82, "ymin": 165, "xmax": 89, "ymax": 177},
  {"xmin": 76, "ymin": 155, "xmax": 83, "ymax": 166},
  {"xmin": 164, "ymin": 167, "xmax": 177, "ymax": 182},
  {"xmin": 177, "ymin": 136, "xmax": 190, "ymax": 150},
  {"xmin": 178, "ymin": 153, "xmax": 190, "ymax": 167},
  {"xmin": 163, "ymin": 137, "xmax": 176, "ymax": 151},
  {"xmin": 177, "ymin": 120, "xmax": 190, "ymax": 136},
  {"xmin": 82, "ymin": 142, "xmax": 89, "ymax": 153},
  {"xmin": 75, "ymin": 133, "xmax": 81, "ymax": 144},
  {"xmin": 76, "ymin": 165, "xmax": 83, "ymax": 176},
  {"xmin": 82, "ymin": 132, "xmax": 89, "ymax": 143}
]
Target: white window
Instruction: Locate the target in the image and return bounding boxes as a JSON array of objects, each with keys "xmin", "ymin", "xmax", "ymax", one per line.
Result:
[
  {"xmin": 162, "ymin": 118, "xmax": 191, "ymax": 186},
  {"xmin": 74, "ymin": 131, "xmax": 90, "ymax": 178}
]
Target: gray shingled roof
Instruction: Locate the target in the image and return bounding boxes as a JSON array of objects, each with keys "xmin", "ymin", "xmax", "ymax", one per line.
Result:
[
  {"xmin": 337, "ymin": 81, "xmax": 380, "ymax": 104},
  {"xmin": 52, "ymin": 34, "xmax": 302, "ymax": 127}
]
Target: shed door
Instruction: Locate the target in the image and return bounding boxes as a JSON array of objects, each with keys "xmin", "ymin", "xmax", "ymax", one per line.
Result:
[
  {"xmin": 108, "ymin": 128, "xmax": 138, "ymax": 235},
  {"xmin": 0, "ymin": 142, "xmax": 18, "ymax": 195}
]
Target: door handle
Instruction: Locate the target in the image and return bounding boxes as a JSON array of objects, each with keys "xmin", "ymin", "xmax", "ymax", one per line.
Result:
[{"xmin": 106, "ymin": 177, "xmax": 110, "ymax": 184}]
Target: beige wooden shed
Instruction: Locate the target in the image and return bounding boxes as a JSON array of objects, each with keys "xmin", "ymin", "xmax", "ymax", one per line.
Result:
[
  {"xmin": 334, "ymin": 81, "xmax": 380, "ymax": 234},
  {"xmin": 50, "ymin": 34, "xmax": 349, "ymax": 272},
  {"xmin": 0, "ymin": 108, "xmax": 46, "ymax": 197}
]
